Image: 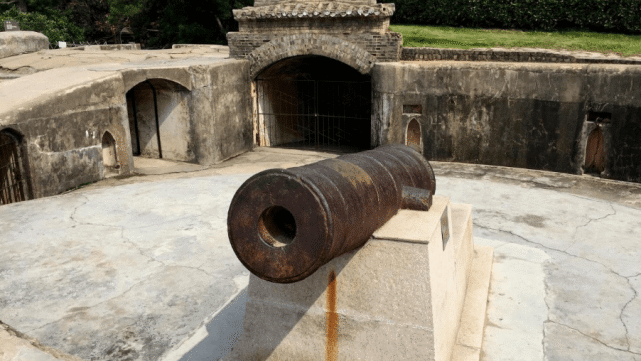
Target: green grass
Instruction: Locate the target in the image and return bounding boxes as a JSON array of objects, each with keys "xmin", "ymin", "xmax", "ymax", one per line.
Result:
[{"xmin": 390, "ymin": 25, "xmax": 641, "ymax": 57}]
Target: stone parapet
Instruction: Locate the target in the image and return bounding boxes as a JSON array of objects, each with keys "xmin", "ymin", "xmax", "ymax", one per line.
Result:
[
  {"xmin": 0, "ymin": 31, "xmax": 49, "ymax": 59},
  {"xmin": 83, "ymin": 43, "xmax": 141, "ymax": 51},
  {"xmin": 401, "ymin": 47, "xmax": 641, "ymax": 65}
]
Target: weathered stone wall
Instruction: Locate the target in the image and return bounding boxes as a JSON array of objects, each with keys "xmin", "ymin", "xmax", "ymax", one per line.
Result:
[
  {"xmin": 191, "ymin": 60, "xmax": 253, "ymax": 165},
  {"xmin": 0, "ymin": 68, "xmax": 126, "ymax": 198},
  {"xmin": 0, "ymin": 59, "xmax": 252, "ymax": 200},
  {"xmin": 373, "ymin": 62, "xmax": 641, "ymax": 182}
]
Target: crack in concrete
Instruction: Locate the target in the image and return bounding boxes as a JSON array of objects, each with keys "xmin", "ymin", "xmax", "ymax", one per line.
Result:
[
  {"xmin": 68, "ymin": 194, "xmax": 90, "ymax": 224},
  {"xmin": 25, "ymin": 225, "xmax": 217, "ymax": 335},
  {"xmin": 26, "ymin": 270, "xmax": 162, "ymax": 334},
  {"xmin": 476, "ymin": 223, "xmax": 629, "ymax": 278},
  {"xmin": 542, "ymin": 266, "xmax": 553, "ymax": 361},
  {"xmin": 621, "ymin": 276, "xmax": 639, "ymax": 352},
  {"xmin": 546, "ymin": 320, "xmax": 641, "ymax": 356},
  {"xmin": 68, "ymin": 194, "xmax": 130, "ymax": 230},
  {"xmin": 477, "ymin": 223, "xmax": 639, "ymax": 354},
  {"xmin": 119, "ymin": 227, "xmax": 167, "ymax": 267},
  {"xmin": 564, "ymin": 202, "xmax": 617, "ymax": 252},
  {"xmin": 119, "ymin": 226, "xmax": 216, "ymax": 278},
  {"xmin": 476, "ymin": 224, "xmax": 574, "ymax": 260},
  {"xmin": 125, "ymin": 215, "xmax": 201, "ymax": 230}
]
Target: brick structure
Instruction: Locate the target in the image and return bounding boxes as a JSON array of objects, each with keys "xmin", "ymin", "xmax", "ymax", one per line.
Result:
[{"xmin": 227, "ymin": 0, "xmax": 402, "ymax": 77}]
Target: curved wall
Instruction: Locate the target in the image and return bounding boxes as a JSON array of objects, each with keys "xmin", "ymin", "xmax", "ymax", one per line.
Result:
[{"xmin": 373, "ymin": 61, "xmax": 641, "ymax": 182}]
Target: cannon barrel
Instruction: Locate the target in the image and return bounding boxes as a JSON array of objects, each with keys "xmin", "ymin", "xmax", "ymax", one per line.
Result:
[{"xmin": 227, "ymin": 144, "xmax": 436, "ymax": 283}]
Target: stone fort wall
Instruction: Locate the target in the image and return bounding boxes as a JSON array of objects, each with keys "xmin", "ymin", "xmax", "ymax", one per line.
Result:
[{"xmin": 373, "ymin": 61, "xmax": 641, "ymax": 182}]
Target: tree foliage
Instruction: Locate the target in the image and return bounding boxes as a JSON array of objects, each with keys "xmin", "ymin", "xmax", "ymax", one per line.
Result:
[
  {"xmin": 3, "ymin": 0, "xmax": 640, "ymax": 47},
  {"xmin": 392, "ymin": 0, "xmax": 641, "ymax": 34},
  {"xmin": 2, "ymin": 0, "xmax": 253, "ymax": 48},
  {"xmin": 0, "ymin": 6, "xmax": 85, "ymax": 44},
  {"xmin": 129, "ymin": 0, "xmax": 253, "ymax": 48}
]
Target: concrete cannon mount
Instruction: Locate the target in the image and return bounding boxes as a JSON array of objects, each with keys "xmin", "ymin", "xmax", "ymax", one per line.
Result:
[{"xmin": 1, "ymin": 147, "xmax": 641, "ymax": 361}]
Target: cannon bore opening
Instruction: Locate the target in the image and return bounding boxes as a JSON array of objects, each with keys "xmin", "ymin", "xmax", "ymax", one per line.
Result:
[
  {"xmin": 258, "ymin": 205, "xmax": 297, "ymax": 248},
  {"xmin": 254, "ymin": 55, "xmax": 372, "ymax": 153}
]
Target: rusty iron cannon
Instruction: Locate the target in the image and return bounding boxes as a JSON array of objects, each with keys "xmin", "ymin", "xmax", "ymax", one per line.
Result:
[{"xmin": 227, "ymin": 144, "xmax": 436, "ymax": 283}]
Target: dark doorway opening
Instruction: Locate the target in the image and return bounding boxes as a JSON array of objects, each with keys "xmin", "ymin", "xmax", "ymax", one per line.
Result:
[
  {"xmin": 0, "ymin": 129, "xmax": 30, "ymax": 205},
  {"xmin": 255, "ymin": 56, "xmax": 372, "ymax": 153}
]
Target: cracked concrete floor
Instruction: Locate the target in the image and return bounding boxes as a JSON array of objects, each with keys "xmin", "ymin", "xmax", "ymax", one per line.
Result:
[{"xmin": 1, "ymin": 147, "xmax": 641, "ymax": 360}]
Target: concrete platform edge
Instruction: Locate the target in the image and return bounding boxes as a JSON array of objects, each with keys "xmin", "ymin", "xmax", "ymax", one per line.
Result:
[{"xmin": 451, "ymin": 244, "xmax": 494, "ymax": 361}]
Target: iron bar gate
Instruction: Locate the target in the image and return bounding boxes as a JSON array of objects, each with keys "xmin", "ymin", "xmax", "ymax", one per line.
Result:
[
  {"xmin": 0, "ymin": 131, "xmax": 30, "ymax": 205},
  {"xmin": 255, "ymin": 79, "xmax": 371, "ymax": 150}
]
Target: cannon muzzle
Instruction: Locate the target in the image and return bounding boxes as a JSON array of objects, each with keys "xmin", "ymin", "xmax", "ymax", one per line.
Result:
[{"xmin": 227, "ymin": 144, "xmax": 436, "ymax": 283}]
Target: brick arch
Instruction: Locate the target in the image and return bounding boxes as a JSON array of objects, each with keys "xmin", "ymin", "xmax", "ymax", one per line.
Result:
[{"xmin": 249, "ymin": 34, "xmax": 377, "ymax": 78}]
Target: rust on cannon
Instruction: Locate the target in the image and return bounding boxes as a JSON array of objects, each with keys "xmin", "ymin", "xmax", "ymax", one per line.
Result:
[{"xmin": 227, "ymin": 144, "xmax": 436, "ymax": 283}]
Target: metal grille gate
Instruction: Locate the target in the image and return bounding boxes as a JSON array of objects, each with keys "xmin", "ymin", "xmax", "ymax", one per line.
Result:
[
  {"xmin": 255, "ymin": 79, "xmax": 371, "ymax": 150},
  {"xmin": 0, "ymin": 131, "xmax": 29, "ymax": 205}
]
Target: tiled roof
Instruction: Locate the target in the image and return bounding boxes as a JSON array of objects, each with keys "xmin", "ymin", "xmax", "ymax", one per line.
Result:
[{"xmin": 233, "ymin": 2, "xmax": 395, "ymax": 20}]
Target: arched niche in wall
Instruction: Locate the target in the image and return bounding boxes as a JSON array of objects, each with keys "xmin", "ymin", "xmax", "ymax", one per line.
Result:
[
  {"xmin": 125, "ymin": 79, "xmax": 195, "ymax": 162},
  {"xmin": 405, "ymin": 118, "xmax": 423, "ymax": 154},
  {"xmin": 254, "ymin": 55, "xmax": 372, "ymax": 152},
  {"xmin": 101, "ymin": 131, "xmax": 119, "ymax": 177},
  {"xmin": 0, "ymin": 128, "xmax": 31, "ymax": 204}
]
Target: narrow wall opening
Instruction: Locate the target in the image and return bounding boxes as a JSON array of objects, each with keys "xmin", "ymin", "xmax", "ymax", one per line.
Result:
[
  {"xmin": 254, "ymin": 55, "xmax": 372, "ymax": 153},
  {"xmin": 101, "ymin": 131, "xmax": 119, "ymax": 177},
  {"xmin": 126, "ymin": 79, "xmax": 195, "ymax": 163},
  {"xmin": 406, "ymin": 118, "xmax": 422, "ymax": 153},
  {"xmin": 0, "ymin": 129, "xmax": 31, "ymax": 205}
]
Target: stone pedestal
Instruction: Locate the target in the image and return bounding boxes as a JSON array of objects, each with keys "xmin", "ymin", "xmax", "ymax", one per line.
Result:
[{"xmin": 225, "ymin": 196, "xmax": 489, "ymax": 361}]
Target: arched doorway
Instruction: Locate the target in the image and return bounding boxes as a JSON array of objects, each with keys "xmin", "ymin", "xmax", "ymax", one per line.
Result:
[
  {"xmin": 102, "ymin": 131, "xmax": 119, "ymax": 177},
  {"xmin": 406, "ymin": 118, "xmax": 422, "ymax": 153},
  {"xmin": 255, "ymin": 56, "xmax": 372, "ymax": 152},
  {"xmin": 0, "ymin": 129, "xmax": 30, "ymax": 204},
  {"xmin": 126, "ymin": 79, "xmax": 194, "ymax": 162}
]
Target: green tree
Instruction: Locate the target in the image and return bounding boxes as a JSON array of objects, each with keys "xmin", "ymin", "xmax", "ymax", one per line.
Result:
[
  {"xmin": 130, "ymin": 0, "xmax": 252, "ymax": 48},
  {"xmin": 2, "ymin": 0, "xmax": 255, "ymax": 47},
  {"xmin": 0, "ymin": 6, "xmax": 85, "ymax": 44}
]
